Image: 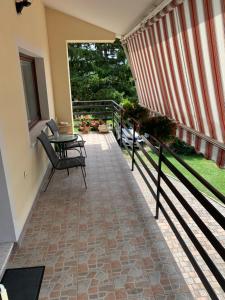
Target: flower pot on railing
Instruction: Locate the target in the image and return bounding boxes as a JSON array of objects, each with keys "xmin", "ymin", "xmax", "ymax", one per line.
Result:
[{"xmin": 82, "ymin": 123, "xmax": 91, "ymax": 134}]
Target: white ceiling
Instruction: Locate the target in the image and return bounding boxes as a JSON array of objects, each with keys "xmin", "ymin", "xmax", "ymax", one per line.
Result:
[{"xmin": 42, "ymin": 0, "xmax": 163, "ymax": 36}]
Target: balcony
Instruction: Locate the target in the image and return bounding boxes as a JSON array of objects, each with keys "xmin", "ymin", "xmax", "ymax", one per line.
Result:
[
  {"xmin": 1, "ymin": 1, "xmax": 225, "ymax": 300},
  {"xmin": 4, "ymin": 125, "xmax": 224, "ymax": 299}
]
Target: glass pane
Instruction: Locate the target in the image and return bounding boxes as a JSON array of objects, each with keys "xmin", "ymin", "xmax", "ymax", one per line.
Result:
[{"xmin": 20, "ymin": 58, "xmax": 40, "ymax": 127}]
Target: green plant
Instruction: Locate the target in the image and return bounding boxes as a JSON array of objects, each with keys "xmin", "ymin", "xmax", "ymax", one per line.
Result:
[
  {"xmin": 122, "ymin": 101, "xmax": 149, "ymax": 121},
  {"xmin": 68, "ymin": 39, "xmax": 137, "ymax": 102},
  {"xmin": 140, "ymin": 116, "xmax": 177, "ymax": 143},
  {"xmin": 169, "ymin": 138, "xmax": 196, "ymax": 155}
]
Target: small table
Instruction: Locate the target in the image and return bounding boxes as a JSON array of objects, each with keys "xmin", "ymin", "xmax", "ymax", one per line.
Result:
[{"xmin": 48, "ymin": 134, "xmax": 78, "ymax": 157}]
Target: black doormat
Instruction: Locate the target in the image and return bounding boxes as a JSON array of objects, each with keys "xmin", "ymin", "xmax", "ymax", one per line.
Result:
[{"xmin": 1, "ymin": 266, "xmax": 45, "ymax": 300}]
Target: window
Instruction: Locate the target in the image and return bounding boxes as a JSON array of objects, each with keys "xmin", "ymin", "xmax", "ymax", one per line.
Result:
[{"xmin": 20, "ymin": 54, "xmax": 41, "ymax": 129}]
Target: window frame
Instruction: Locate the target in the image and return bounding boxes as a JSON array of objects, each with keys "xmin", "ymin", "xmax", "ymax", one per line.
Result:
[{"xmin": 20, "ymin": 53, "xmax": 41, "ymax": 129}]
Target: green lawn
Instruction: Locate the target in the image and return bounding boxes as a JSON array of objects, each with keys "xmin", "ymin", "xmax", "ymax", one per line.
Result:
[
  {"xmin": 144, "ymin": 150, "xmax": 225, "ymax": 202},
  {"xmin": 122, "ymin": 146, "xmax": 225, "ymax": 202}
]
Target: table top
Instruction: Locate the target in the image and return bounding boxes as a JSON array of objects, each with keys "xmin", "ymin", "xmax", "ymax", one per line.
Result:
[{"xmin": 48, "ymin": 134, "xmax": 78, "ymax": 143}]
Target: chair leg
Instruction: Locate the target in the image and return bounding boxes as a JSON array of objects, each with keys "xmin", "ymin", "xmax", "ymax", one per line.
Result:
[
  {"xmin": 83, "ymin": 166, "xmax": 86, "ymax": 177},
  {"xmin": 81, "ymin": 166, "xmax": 87, "ymax": 189},
  {"xmin": 44, "ymin": 168, "xmax": 55, "ymax": 192},
  {"xmin": 67, "ymin": 168, "xmax": 69, "ymax": 176},
  {"xmin": 83, "ymin": 145, "xmax": 87, "ymax": 157}
]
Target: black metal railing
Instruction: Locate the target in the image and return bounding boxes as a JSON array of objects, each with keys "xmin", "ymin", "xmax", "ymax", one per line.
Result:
[
  {"xmin": 72, "ymin": 100, "xmax": 123, "ymax": 145},
  {"xmin": 73, "ymin": 100, "xmax": 225, "ymax": 299}
]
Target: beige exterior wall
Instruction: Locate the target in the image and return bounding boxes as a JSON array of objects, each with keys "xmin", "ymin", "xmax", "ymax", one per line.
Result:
[
  {"xmin": 0, "ymin": 0, "xmax": 55, "ymax": 240},
  {"xmin": 0, "ymin": 1, "xmax": 115, "ymax": 242},
  {"xmin": 45, "ymin": 8, "xmax": 115, "ymax": 130}
]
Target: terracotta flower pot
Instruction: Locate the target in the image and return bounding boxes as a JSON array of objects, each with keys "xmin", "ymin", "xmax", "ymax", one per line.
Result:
[{"xmin": 83, "ymin": 125, "xmax": 90, "ymax": 134}]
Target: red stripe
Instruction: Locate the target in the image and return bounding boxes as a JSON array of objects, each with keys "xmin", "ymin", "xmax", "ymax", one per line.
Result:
[
  {"xmin": 195, "ymin": 136, "xmax": 201, "ymax": 152},
  {"xmin": 204, "ymin": 0, "xmax": 225, "ymax": 142},
  {"xmin": 186, "ymin": 131, "xmax": 192, "ymax": 145},
  {"xmin": 155, "ymin": 21, "xmax": 179, "ymax": 120},
  {"xmin": 169, "ymin": 10, "xmax": 195, "ymax": 129},
  {"xmin": 205, "ymin": 142, "xmax": 212, "ymax": 160},
  {"xmin": 149, "ymin": 25, "xmax": 172, "ymax": 117},
  {"xmin": 216, "ymin": 149, "xmax": 225, "ymax": 168},
  {"xmin": 143, "ymin": 29, "xmax": 165, "ymax": 114},
  {"xmin": 161, "ymin": 17, "xmax": 186, "ymax": 124},
  {"xmin": 178, "ymin": 3, "xmax": 205, "ymax": 135},
  {"xmin": 178, "ymin": 127, "xmax": 183, "ymax": 140},
  {"xmin": 189, "ymin": 0, "xmax": 217, "ymax": 139},
  {"xmin": 138, "ymin": 33, "xmax": 159, "ymax": 111}
]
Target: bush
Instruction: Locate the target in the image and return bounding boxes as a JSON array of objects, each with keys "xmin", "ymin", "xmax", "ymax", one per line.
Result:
[
  {"xmin": 139, "ymin": 116, "xmax": 177, "ymax": 143},
  {"xmin": 169, "ymin": 138, "xmax": 196, "ymax": 155},
  {"xmin": 122, "ymin": 101, "xmax": 149, "ymax": 121}
]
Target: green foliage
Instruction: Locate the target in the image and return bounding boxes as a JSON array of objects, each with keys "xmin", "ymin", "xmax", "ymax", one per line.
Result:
[
  {"xmin": 169, "ymin": 138, "xmax": 196, "ymax": 155},
  {"xmin": 140, "ymin": 116, "xmax": 177, "ymax": 142},
  {"xmin": 122, "ymin": 101, "xmax": 149, "ymax": 121},
  {"xmin": 68, "ymin": 39, "xmax": 137, "ymax": 102}
]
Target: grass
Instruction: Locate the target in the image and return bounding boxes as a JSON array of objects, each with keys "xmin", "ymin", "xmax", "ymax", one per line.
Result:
[{"xmin": 146, "ymin": 150, "xmax": 225, "ymax": 202}]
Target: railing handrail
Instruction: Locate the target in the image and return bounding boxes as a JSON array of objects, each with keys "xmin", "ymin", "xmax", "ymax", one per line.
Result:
[{"xmin": 72, "ymin": 99, "xmax": 123, "ymax": 110}]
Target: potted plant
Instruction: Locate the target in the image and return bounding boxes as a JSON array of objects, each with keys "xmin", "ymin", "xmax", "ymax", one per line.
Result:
[
  {"xmin": 122, "ymin": 100, "xmax": 149, "ymax": 123},
  {"xmin": 83, "ymin": 121, "xmax": 91, "ymax": 134}
]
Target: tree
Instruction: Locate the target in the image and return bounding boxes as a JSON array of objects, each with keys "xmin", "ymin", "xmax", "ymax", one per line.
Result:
[{"xmin": 68, "ymin": 39, "xmax": 137, "ymax": 103}]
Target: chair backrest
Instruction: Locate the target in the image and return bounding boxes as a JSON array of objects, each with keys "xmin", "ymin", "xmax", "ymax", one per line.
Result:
[
  {"xmin": 46, "ymin": 119, "xmax": 59, "ymax": 135},
  {"xmin": 37, "ymin": 131, "xmax": 59, "ymax": 168}
]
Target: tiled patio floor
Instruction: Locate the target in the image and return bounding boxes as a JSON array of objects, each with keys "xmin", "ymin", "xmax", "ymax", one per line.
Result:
[{"xmin": 7, "ymin": 133, "xmax": 224, "ymax": 299}]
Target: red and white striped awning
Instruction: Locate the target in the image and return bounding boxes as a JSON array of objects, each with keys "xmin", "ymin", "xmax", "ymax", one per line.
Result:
[{"xmin": 122, "ymin": 0, "xmax": 225, "ymax": 167}]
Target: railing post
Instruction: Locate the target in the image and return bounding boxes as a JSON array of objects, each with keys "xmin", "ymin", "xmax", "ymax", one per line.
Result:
[
  {"xmin": 131, "ymin": 121, "xmax": 136, "ymax": 171},
  {"xmin": 112, "ymin": 104, "xmax": 115, "ymax": 134},
  {"xmin": 155, "ymin": 145, "xmax": 162, "ymax": 220},
  {"xmin": 120, "ymin": 109, "xmax": 123, "ymax": 148}
]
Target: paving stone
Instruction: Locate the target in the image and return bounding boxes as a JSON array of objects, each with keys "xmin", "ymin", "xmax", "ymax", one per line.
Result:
[{"xmin": 6, "ymin": 133, "xmax": 224, "ymax": 299}]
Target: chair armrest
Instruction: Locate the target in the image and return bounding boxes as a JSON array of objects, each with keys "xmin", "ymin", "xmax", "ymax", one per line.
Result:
[{"xmin": 76, "ymin": 134, "xmax": 84, "ymax": 142}]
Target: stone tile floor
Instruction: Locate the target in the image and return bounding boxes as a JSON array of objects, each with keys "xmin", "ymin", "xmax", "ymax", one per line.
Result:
[{"xmin": 7, "ymin": 132, "xmax": 224, "ymax": 300}]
